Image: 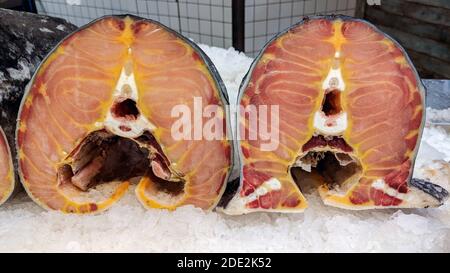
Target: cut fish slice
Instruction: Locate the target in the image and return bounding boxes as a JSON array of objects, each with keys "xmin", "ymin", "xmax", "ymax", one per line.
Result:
[
  {"xmin": 0, "ymin": 127, "xmax": 14, "ymax": 205},
  {"xmin": 17, "ymin": 15, "xmax": 232, "ymax": 213},
  {"xmin": 222, "ymin": 15, "xmax": 448, "ymax": 214}
]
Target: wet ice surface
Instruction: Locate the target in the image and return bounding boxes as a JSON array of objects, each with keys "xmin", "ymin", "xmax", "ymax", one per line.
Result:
[{"xmin": 0, "ymin": 45, "xmax": 449, "ymax": 252}]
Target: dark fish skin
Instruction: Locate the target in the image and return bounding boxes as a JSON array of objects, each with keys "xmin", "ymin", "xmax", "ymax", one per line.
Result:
[
  {"xmin": 217, "ymin": 177, "xmax": 240, "ymax": 208},
  {"xmin": 410, "ymin": 178, "xmax": 449, "ymax": 204},
  {"xmin": 0, "ymin": 8, "xmax": 77, "ymax": 180}
]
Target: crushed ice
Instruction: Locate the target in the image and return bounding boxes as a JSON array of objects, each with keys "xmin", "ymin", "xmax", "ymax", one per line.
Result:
[{"xmin": 39, "ymin": 27, "xmax": 53, "ymax": 33}]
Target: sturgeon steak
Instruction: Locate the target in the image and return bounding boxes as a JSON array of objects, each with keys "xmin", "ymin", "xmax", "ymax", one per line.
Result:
[
  {"xmin": 222, "ymin": 16, "xmax": 448, "ymax": 214},
  {"xmin": 17, "ymin": 15, "xmax": 232, "ymax": 213},
  {"xmin": 0, "ymin": 127, "xmax": 14, "ymax": 205}
]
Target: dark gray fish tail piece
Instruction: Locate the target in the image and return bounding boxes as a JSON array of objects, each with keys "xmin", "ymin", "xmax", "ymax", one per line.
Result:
[{"xmin": 410, "ymin": 178, "xmax": 449, "ymax": 204}]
